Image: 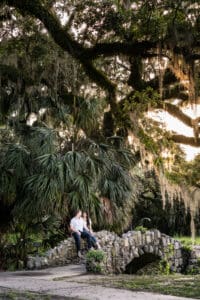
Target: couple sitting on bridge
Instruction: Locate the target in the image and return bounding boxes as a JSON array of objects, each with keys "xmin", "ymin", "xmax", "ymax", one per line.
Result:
[{"xmin": 70, "ymin": 210, "xmax": 100, "ymax": 258}]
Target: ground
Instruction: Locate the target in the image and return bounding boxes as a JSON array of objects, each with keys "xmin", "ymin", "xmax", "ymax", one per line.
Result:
[{"xmin": 0, "ymin": 265, "xmax": 199, "ymax": 300}]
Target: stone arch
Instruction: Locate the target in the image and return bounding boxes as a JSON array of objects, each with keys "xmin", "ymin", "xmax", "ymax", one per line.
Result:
[
  {"xmin": 125, "ymin": 253, "xmax": 160, "ymax": 274},
  {"xmin": 95, "ymin": 230, "xmax": 184, "ymax": 274},
  {"xmin": 27, "ymin": 229, "xmax": 184, "ymax": 273}
]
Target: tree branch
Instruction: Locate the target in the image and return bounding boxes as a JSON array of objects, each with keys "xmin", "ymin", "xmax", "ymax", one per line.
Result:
[
  {"xmin": 84, "ymin": 41, "xmax": 157, "ymax": 59},
  {"xmin": 155, "ymin": 102, "xmax": 200, "ymax": 137},
  {"xmin": 3, "ymin": 0, "xmax": 116, "ymax": 103},
  {"xmin": 3, "ymin": 0, "xmax": 200, "ymax": 131},
  {"xmin": 171, "ymin": 135, "xmax": 200, "ymax": 147},
  {"xmin": 156, "ymin": 102, "xmax": 192, "ymax": 127}
]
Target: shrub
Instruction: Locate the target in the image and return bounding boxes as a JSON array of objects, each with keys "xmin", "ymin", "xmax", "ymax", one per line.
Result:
[
  {"xmin": 86, "ymin": 250, "xmax": 105, "ymax": 274},
  {"xmin": 86, "ymin": 249, "xmax": 105, "ymax": 263},
  {"xmin": 159, "ymin": 259, "xmax": 170, "ymax": 275},
  {"xmin": 182, "ymin": 244, "xmax": 192, "ymax": 253},
  {"xmin": 134, "ymin": 226, "xmax": 147, "ymax": 234}
]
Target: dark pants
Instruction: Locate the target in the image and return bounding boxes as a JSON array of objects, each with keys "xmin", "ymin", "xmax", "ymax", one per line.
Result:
[
  {"xmin": 72, "ymin": 231, "xmax": 92, "ymax": 252},
  {"xmin": 83, "ymin": 228, "xmax": 97, "ymax": 247}
]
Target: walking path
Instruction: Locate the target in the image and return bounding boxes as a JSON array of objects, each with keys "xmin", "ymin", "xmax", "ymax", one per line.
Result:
[{"xmin": 0, "ymin": 265, "xmax": 197, "ymax": 300}]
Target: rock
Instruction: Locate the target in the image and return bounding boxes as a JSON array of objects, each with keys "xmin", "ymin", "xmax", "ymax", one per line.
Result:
[
  {"xmin": 27, "ymin": 258, "xmax": 34, "ymax": 269},
  {"xmin": 175, "ymin": 249, "xmax": 182, "ymax": 259},
  {"xmin": 161, "ymin": 237, "xmax": 167, "ymax": 246},
  {"xmin": 123, "ymin": 238, "xmax": 129, "ymax": 247},
  {"xmin": 175, "ymin": 259, "xmax": 180, "ymax": 267},
  {"xmin": 145, "ymin": 234, "xmax": 152, "ymax": 244},
  {"xmin": 153, "ymin": 230, "xmax": 161, "ymax": 239},
  {"xmin": 148, "ymin": 245, "xmax": 154, "ymax": 253},
  {"xmin": 26, "ymin": 229, "xmax": 188, "ymax": 274},
  {"xmin": 133, "ymin": 248, "xmax": 140, "ymax": 257},
  {"xmin": 138, "ymin": 247, "xmax": 144, "ymax": 255},
  {"xmin": 34, "ymin": 257, "xmax": 42, "ymax": 269},
  {"xmin": 174, "ymin": 242, "xmax": 180, "ymax": 250}
]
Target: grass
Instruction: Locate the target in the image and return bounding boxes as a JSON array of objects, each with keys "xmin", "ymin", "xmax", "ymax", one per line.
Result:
[
  {"xmin": 0, "ymin": 288, "xmax": 77, "ymax": 300},
  {"xmin": 174, "ymin": 235, "xmax": 200, "ymax": 246},
  {"xmin": 110, "ymin": 274, "xmax": 200, "ymax": 298},
  {"xmin": 61, "ymin": 273, "xmax": 200, "ymax": 299}
]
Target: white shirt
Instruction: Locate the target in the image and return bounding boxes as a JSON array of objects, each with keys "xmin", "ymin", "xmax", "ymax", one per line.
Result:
[
  {"xmin": 70, "ymin": 217, "xmax": 84, "ymax": 232},
  {"xmin": 82, "ymin": 219, "xmax": 87, "ymax": 229}
]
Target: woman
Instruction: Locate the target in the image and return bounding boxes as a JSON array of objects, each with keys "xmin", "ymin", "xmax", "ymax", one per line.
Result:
[
  {"xmin": 82, "ymin": 212, "xmax": 92, "ymax": 232},
  {"xmin": 82, "ymin": 212, "xmax": 101, "ymax": 249}
]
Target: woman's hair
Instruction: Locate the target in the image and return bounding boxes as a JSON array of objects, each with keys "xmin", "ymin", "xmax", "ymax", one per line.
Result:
[{"xmin": 83, "ymin": 211, "xmax": 90, "ymax": 226}]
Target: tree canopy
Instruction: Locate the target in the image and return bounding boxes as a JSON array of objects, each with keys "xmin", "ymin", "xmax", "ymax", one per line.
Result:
[{"xmin": 1, "ymin": 0, "xmax": 200, "ymax": 234}]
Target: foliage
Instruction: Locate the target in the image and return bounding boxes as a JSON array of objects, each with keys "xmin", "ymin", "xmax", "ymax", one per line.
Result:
[
  {"xmin": 0, "ymin": 109, "xmax": 137, "ymax": 231},
  {"xmin": 85, "ymin": 274, "xmax": 200, "ymax": 299},
  {"xmin": 0, "ymin": 290, "xmax": 58, "ymax": 300},
  {"xmin": 0, "ymin": 215, "xmax": 63, "ymax": 270},
  {"xmin": 159, "ymin": 243, "xmax": 174, "ymax": 275},
  {"xmin": 132, "ymin": 172, "xmax": 194, "ymax": 236},
  {"xmin": 123, "ymin": 87, "xmax": 160, "ymax": 116},
  {"xmin": 86, "ymin": 249, "xmax": 105, "ymax": 274},
  {"xmin": 159, "ymin": 259, "xmax": 171, "ymax": 275},
  {"xmin": 175, "ymin": 236, "xmax": 200, "ymax": 247},
  {"xmin": 0, "ymin": 12, "xmax": 139, "ymax": 231},
  {"xmin": 166, "ymin": 154, "xmax": 200, "ymax": 188},
  {"xmin": 1, "ymin": 0, "xmax": 200, "ymax": 271},
  {"xmin": 86, "ymin": 249, "xmax": 105, "ymax": 263},
  {"xmin": 182, "ymin": 245, "xmax": 192, "ymax": 255},
  {"xmin": 134, "ymin": 226, "xmax": 147, "ymax": 234}
]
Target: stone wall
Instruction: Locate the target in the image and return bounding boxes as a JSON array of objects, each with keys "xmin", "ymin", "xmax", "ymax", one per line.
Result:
[
  {"xmin": 95, "ymin": 230, "xmax": 183, "ymax": 273},
  {"xmin": 27, "ymin": 229, "xmax": 184, "ymax": 273},
  {"xmin": 27, "ymin": 237, "xmax": 80, "ymax": 269},
  {"xmin": 185, "ymin": 245, "xmax": 200, "ymax": 274}
]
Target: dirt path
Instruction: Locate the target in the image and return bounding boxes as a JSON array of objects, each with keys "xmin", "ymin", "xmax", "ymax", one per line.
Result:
[{"xmin": 0, "ymin": 265, "xmax": 197, "ymax": 300}]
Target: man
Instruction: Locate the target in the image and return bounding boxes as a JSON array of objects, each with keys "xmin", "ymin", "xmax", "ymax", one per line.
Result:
[{"xmin": 70, "ymin": 210, "xmax": 93, "ymax": 258}]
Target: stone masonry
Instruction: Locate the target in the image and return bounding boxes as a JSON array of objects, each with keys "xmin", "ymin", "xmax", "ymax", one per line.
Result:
[
  {"xmin": 185, "ymin": 245, "xmax": 200, "ymax": 274},
  {"xmin": 27, "ymin": 229, "xmax": 184, "ymax": 273}
]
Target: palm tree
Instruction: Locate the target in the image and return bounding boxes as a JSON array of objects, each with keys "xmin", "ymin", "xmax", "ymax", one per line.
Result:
[
  {"xmin": 0, "ymin": 17, "xmax": 140, "ymax": 234},
  {"xmin": 0, "ymin": 105, "xmax": 139, "ymax": 233}
]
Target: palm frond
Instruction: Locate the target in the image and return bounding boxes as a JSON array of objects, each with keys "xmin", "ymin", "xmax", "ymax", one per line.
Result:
[
  {"xmin": 98, "ymin": 163, "xmax": 133, "ymax": 205},
  {"xmin": 2, "ymin": 143, "xmax": 30, "ymax": 179},
  {"xmin": 25, "ymin": 126, "xmax": 58, "ymax": 156},
  {"xmin": 15, "ymin": 173, "xmax": 62, "ymax": 218},
  {"xmin": 115, "ymin": 149, "xmax": 139, "ymax": 169},
  {"xmin": 86, "ymin": 193, "xmax": 102, "ymax": 225},
  {"xmin": 75, "ymin": 98, "xmax": 105, "ymax": 134},
  {"xmin": 35, "ymin": 153, "xmax": 65, "ymax": 191},
  {"xmin": 73, "ymin": 174, "xmax": 92, "ymax": 198},
  {"xmin": 63, "ymin": 151, "xmax": 85, "ymax": 174},
  {"xmin": 67, "ymin": 190, "xmax": 84, "ymax": 211}
]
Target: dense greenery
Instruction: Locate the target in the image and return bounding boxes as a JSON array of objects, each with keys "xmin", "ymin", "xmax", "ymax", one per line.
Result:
[
  {"xmin": 0, "ymin": 0, "xmax": 200, "ymax": 269},
  {"xmin": 86, "ymin": 249, "xmax": 105, "ymax": 274}
]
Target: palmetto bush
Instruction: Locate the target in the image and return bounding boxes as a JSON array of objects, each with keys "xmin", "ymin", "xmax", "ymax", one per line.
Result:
[
  {"xmin": 0, "ymin": 215, "xmax": 64, "ymax": 270},
  {"xmin": 0, "ymin": 124, "xmax": 138, "ymax": 230},
  {"xmin": 0, "ymin": 28, "xmax": 139, "ymax": 233}
]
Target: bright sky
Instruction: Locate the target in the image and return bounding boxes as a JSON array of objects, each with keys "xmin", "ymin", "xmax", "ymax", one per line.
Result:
[{"xmin": 148, "ymin": 104, "xmax": 200, "ymax": 161}]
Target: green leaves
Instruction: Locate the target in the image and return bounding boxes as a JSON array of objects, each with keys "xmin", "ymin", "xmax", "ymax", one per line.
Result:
[
  {"xmin": 27, "ymin": 127, "xmax": 58, "ymax": 155},
  {"xmin": 74, "ymin": 98, "xmax": 105, "ymax": 134},
  {"xmin": 124, "ymin": 87, "xmax": 160, "ymax": 116},
  {"xmin": 6, "ymin": 135, "xmax": 135, "ymax": 223},
  {"xmin": 22, "ymin": 173, "xmax": 62, "ymax": 213},
  {"xmin": 3, "ymin": 144, "xmax": 30, "ymax": 176}
]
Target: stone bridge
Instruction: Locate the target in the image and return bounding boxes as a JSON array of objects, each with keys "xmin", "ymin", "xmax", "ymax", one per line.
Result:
[{"xmin": 27, "ymin": 230, "xmax": 186, "ymax": 273}]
